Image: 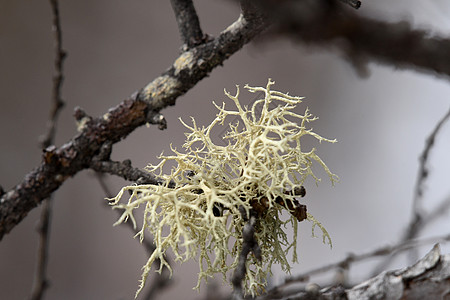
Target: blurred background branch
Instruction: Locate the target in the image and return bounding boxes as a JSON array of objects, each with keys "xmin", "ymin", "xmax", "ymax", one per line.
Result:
[
  {"xmin": 1, "ymin": 0, "xmax": 450, "ymax": 299},
  {"xmin": 31, "ymin": 0, "xmax": 66, "ymax": 299}
]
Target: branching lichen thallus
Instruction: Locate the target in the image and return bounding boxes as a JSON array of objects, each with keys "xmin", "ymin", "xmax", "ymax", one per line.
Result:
[{"xmin": 109, "ymin": 79, "xmax": 338, "ymax": 298}]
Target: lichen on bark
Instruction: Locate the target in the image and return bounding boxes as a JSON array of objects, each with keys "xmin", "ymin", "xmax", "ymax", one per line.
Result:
[{"xmin": 109, "ymin": 79, "xmax": 338, "ymax": 297}]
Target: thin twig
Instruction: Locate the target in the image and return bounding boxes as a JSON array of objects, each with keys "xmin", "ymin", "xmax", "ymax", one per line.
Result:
[
  {"xmin": 89, "ymin": 141, "xmax": 173, "ymax": 187},
  {"xmin": 30, "ymin": 200, "xmax": 52, "ymax": 300},
  {"xmin": 370, "ymin": 107, "xmax": 450, "ymax": 276},
  {"xmin": 41, "ymin": 0, "xmax": 66, "ymax": 149},
  {"xmin": 232, "ymin": 212, "xmax": 261, "ymax": 300},
  {"xmin": 170, "ymin": 0, "xmax": 206, "ymax": 49},
  {"xmin": 262, "ymin": 244, "xmax": 449, "ymax": 300},
  {"xmin": 0, "ymin": 1, "xmax": 268, "ymax": 240},
  {"xmin": 413, "ymin": 107, "xmax": 450, "ymax": 214},
  {"xmin": 95, "ymin": 174, "xmax": 172, "ymax": 300},
  {"xmin": 261, "ymin": 233, "xmax": 450, "ymax": 299},
  {"xmin": 90, "ymin": 158, "xmax": 167, "ymax": 186},
  {"xmin": 30, "ymin": 1, "xmax": 66, "ymax": 299}
]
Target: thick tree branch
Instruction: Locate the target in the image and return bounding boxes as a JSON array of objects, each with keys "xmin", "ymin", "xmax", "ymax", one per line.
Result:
[
  {"xmin": 260, "ymin": 244, "xmax": 450, "ymax": 299},
  {"xmin": 137, "ymin": 4, "xmax": 267, "ymax": 104},
  {"xmin": 170, "ymin": 0, "xmax": 206, "ymax": 49},
  {"xmin": 255, "ymin": 0, "xmax": 450, "ymax": 79},
  {"xmin": 0, "ymin": 2, "xmax": 268, "ymax": 240}
]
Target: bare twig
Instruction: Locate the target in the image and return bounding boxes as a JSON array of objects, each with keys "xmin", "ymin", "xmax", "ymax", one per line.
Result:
[
  {"xmin": 262, "ymin": 244, "xmax": 450, "ymax": 300},
  {"xmin": 30, "ymin": 199, "xmax": 52, "ymax": 300},
  {"xmin": 261, "ymin": 234, "xmax": 450, "ymax": 299},
  {"xmin": 0, "ymin": 2, "xmax": 268, "ymax": 240},
  {"xmin": 40, "ymin": 0, "xmax": 66, "ymax": 149},
  {"xmin": 30, "ymin": 1, "xmax": 66, "ymax": 299},
  {"xmin": 170, "ymin": 0, "xmax": 206, "ymax": 49},
  {"xmin": 95, "ymin": 174, "xmax": 172, "ymax": 300},
  {"xmin": 370, "ymin": 196, "xmax": 450, "ymax": 278},
  {"xmin": 232, "ymin": 212, "xmax": 261, "ymax": 300},
  {"xmin": 91, "ymin": 159, "xmax": 162, "ymax": 185},
  {"xmin": 371, "ymin": 107, "xmax": 450, "ymax": 276},
  {"xmin": 413, "ymin": 107, "xmax": 450, "ymax": 214},
  {"xmin": 89, "ymin": 140, "xmax": 174, "ymax": 187}
]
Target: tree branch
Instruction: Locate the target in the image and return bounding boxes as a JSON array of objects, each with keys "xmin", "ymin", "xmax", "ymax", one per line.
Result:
[
  {"xmin": 231, "ymin": 212, "xmax": 261, "ymax": 300},
  {"xmin": 30, "ymin": 198, "xmax": 52, "ymax": 300},
  {"xmin": 89, "ymin": 141, "xmax": 175, "ymax": 187},
  {"xmin": 260, "ymin": 244, "xmax": 450, "ymax": 299},
  {"xmin": 413, "ymin": 107, "xmax": 450, "ymax": 214},
  {"xmin": 40, "ymin": 0, "xmax": 66, "ymax": 149},
  {"xmin": 254, "ymin": 0, "xmax": 450, "ymax": 79},
  {"xmin": 91, "ymin": 159, "xmax": 161, "ymax": 186},
  {"xmin": 31, "ymin": 0, "xmax": 66, "ymax": 298},
  {"xmin": 170, "ymin": 0, "xmax": 206, "ymax": 49},
  {"xmin": 282, "ymin": 234, "xmax": 450, "ymax": 287},
  {"xmin": 370, "ymin": 107, "xmax": 450, "ymax": 276},
  {"xmin": 0, "ymin": 1, "xmax": 268, "ymax": 240}
]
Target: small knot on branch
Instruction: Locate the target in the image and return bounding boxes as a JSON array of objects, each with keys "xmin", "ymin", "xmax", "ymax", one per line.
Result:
[
  {"xmin": 147, "ymin": 111, "xmax": 168, "ymax": 130},
  {"xmin": 73, "ymin": 106, "xmax": 92, "ymax": 132},
  {"xmin": 43, "ymin": 145, "xmax": 58, "ymax": 164},
  {"xmin": 73, "ymin": 106, "xmax": 87, "ymax": 121},
  {"xmin": 92, "ymin": 142, "xmax": 112, "ymax": 162}
]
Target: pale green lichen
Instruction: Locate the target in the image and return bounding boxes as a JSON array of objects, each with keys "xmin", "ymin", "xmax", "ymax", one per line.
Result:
[{"xmin": 109, "ymin": 79, "xmax": 338, "ymax": 298}]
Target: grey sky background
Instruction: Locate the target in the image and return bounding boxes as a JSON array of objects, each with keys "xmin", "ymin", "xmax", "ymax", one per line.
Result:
[{"xmin": 1, "ymin": 1, "xmax": 450, "ymax": 299}]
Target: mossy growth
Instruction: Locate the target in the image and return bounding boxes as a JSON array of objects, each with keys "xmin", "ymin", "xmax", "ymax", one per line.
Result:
[{"xmin": 109, "ymin": 79, "xmax": 338, "ymax": 298}]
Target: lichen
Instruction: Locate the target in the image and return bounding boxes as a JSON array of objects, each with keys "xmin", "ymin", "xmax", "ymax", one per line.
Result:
[
  {"xmin": 173, "ymin": 50, "xmax": 195, "ymax": 75},
  {"xmin": 109, "ymin": 79, "xmax": 338, "ymax": 298}
]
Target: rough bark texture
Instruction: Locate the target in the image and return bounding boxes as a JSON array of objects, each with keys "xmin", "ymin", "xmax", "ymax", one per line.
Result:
[
  {"xmin": 4, "ymin": 0, "xmax": 450, "ymax": 243},
  {"xmin": 0, "ymin": 99, "xmax": 148, "ymax": 238},
  {"xmin": 0, "ymin": 3, "xmax": 268, "ymax": 240},
  {"xmin": 264, "ymin": 245, "xmax": 450, "ymax": 300},
  {"xmin": 3, "ymin": 5, "xmax": 450, "ymax": 299}
]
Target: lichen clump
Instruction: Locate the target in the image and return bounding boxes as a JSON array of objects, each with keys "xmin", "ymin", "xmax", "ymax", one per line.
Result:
[{"xmin": 110, "ymin": 79, "xmax": 338, "ymax": 297}]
